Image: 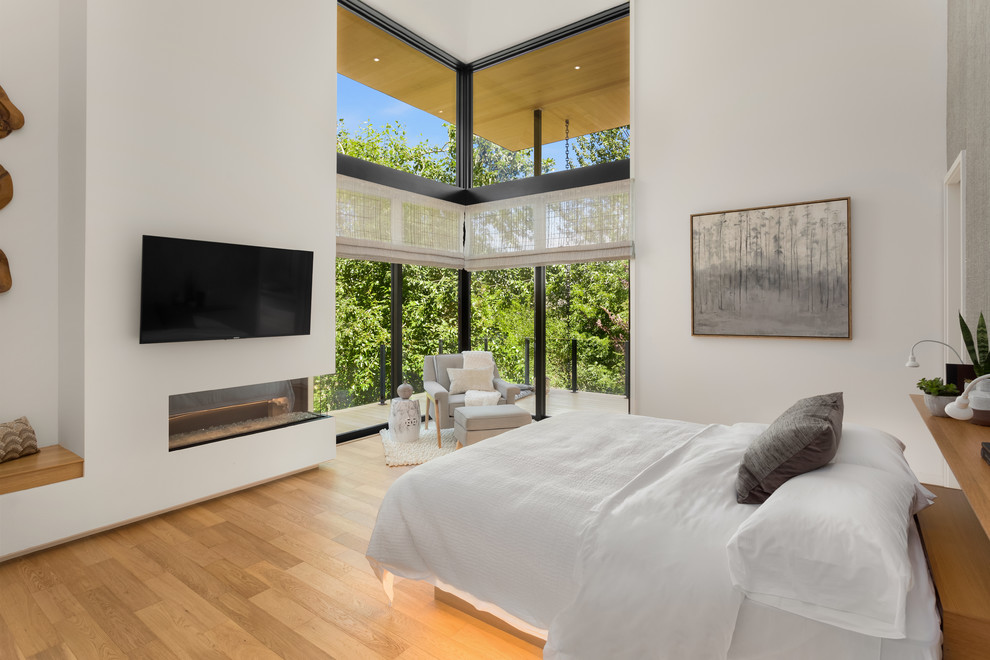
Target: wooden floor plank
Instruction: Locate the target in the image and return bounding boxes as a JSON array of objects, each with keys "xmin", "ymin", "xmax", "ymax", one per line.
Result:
[
  {"xmin": 70, "ymin": 585, "xmax": 158, "ymax": 653},
  {"xmin": 0, "ymin": 436, "xmax": 542, "ymax": 658},
  {"xmin": 134, "ymin": 601, "xmax": 228, "ymax": 660},
  {"xmin": 0, "ymin": 574, "xmax": 61, "ymax": 656}
]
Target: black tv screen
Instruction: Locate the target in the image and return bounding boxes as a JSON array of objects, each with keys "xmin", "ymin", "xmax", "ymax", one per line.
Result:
[{"xmin": 140, "ymin": 236, "xmax": 314, "ymax": 344}]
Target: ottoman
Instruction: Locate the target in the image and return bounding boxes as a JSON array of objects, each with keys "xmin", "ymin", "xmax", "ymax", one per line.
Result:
[{"xmin": 453, "ymin": 404, "xmax": 531, "ymax": 447}]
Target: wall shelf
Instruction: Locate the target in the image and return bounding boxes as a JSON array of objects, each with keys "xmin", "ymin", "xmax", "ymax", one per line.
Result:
[
  {"xmin": 0, "ymin": 445, "xmax": 83, "ymax": 495},
  {"xmin": 912, "ymin": 394, "xmax": 990, "ymax": 659}
]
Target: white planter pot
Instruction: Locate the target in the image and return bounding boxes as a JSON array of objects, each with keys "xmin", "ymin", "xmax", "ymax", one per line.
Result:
[
  {"xmin": 968, "ymin": 380, "xmax": 990, "ymax": 426},
  {"xmin": 923, "ymin": 394, "xmax": 957, "ymax": 418}
]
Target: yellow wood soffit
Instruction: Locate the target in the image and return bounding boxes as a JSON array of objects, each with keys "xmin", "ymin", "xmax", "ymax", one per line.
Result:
[
  {"xmin": 338, "ymin": 9, "xmax": 628, "ymax": 151},
  {"xmin": 338, "ymin": 7, "xmax": 457, "ymax": 128}
]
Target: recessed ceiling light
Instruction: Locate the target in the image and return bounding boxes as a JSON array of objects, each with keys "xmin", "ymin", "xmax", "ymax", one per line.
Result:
[
  {"xmin": 574, "ymin": 65, "xmax": 581, "ymax": 70},
  {"xmin": 373, "ymin": 57, "xmax": 381, "ymax": 62}
]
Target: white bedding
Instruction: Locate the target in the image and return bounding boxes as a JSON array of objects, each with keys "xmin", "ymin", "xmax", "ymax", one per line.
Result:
[
  {"xmin": 545, "ymin": 421, "xmax": 756, "ymax": 658},
  {"xmin": 367, "ymin": 411, "xmax": 708, "ymax": 629},
  {"xmin": 366, "ymin": 411, "xmax": 941, "ymax": 659}
]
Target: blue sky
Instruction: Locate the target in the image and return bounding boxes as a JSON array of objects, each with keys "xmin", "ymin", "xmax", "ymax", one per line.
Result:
[{"xmin": 337, "ymin": 74, "xmax": 570, "ymax": 173}]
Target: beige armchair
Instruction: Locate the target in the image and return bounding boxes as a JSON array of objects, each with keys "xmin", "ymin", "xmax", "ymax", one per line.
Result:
[{"xmin": 423, "ymin": 353, "xmax": 520, "ymax": 444}]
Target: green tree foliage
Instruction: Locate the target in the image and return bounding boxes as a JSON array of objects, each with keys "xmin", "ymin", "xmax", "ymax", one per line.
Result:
[
  {"xmin": 567, "ymin": 126, "xmax": 630, "ymax": 170},
  {"xmin": 546, "ymin": 262, "xmax": 630, "ymax": 394},
  {"xmin": 314, "ymin": 259, "xmax": 391, "ymax": 411},
  {"xmin": 401, "ymin": 265, "xmax": 459, "ymax": 390},
  {"xmin": 471, "ymin": 269, "xmax": 536, "ymax": 384},
  {"xmin": 335, "ymin": 119, "xmax": 555, "ymax": 186},
  {"xmin": 337, "ymin": 119, "xmax": 456, "ymax": 184}
]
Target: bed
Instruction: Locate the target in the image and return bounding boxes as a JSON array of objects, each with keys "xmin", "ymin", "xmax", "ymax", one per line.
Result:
[{"xmin": 366, "ymin": 406, "xmax": 942, "ymax": 659}]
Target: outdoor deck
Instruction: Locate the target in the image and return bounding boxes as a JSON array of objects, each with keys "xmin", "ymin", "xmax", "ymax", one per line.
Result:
[{"xmin": 331, "ymin": 388, "xmax": 629, "ymax": 436}]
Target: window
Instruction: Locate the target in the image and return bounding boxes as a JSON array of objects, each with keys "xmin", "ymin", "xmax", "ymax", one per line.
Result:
[
  {"xmin": 336, "ymin": 6, "xmax": 457, "ymax": 184},
  {"xmin": 331, "ymin": 2, "xmax": 632, "ymax": 438},
  {"xmin": 472, "ymin": 17, "xmax": 630, "ymax": 184}
]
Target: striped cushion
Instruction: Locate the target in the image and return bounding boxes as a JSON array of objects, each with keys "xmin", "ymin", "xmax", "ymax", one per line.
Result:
[
  {"xmin": 0, "ymin": 416, "xmax": 39, "ymax": 463},
  {"xmin": 736, "ymin": 393, "xmax": 843, "ymax": 504}
]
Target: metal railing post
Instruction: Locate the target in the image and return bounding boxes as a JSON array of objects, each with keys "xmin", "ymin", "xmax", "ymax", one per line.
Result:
[
  {"xmin": 571, "ymin": 338, "xmax": 578, "ymax": 393},
  {"xmin": 624, "ymin": 340, "xmax": 631, "ymax": 399},
  {"xmin": 378, "ymin": 344, "xmax": 388, "ymax": 405},
  {"xmin": 439, "ymin": 339, "xmax": 444, "ymax": 355},
  {"xmin": 524, "ymin": 338, "xmax": 531, "ymax": 385},
  {"xmin": 484, "ymin": 337, "xmax": 489, "ymax": 351}
]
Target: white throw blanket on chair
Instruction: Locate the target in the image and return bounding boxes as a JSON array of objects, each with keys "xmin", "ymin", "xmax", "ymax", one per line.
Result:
[{"xmin": 465, "ymin": 389, "xmax": 501, "ymax": 406}]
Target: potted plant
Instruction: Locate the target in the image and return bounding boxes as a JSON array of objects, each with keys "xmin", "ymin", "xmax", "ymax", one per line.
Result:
[
  {"xmin": 959, "ymin": 312, "xmax": 990, "ymax": 423},
  {"xmin": 959, "ymin": 312, "xmax": 988, "ymax": 377},
  {"xmin": 916, "ymin": 377, "xmax": 959, "ymax": 417}
]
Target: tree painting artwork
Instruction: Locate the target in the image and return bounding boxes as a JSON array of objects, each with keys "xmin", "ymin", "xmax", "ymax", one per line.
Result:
[{"xmin": 691, "ymin": 198, "xmax": 850, "ymax": 338}]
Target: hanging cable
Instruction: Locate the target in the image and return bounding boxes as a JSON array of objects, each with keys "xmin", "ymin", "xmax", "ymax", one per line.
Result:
[{"xmin": 564, "ymin": 118, "xmax": 571, "ymax": 170}]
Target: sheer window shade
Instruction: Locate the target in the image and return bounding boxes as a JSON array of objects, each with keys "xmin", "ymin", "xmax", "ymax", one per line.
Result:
[
  {"xmin": 336, "ymin": 175, "xmax": 464, "ymax": 268},
  {"xmin": 464, "ymin": 180, "xmax": 633, "ymax": 270},
  {"xmin": 336, "ymin": 176, "xmax": 632, "ymax": 269}
]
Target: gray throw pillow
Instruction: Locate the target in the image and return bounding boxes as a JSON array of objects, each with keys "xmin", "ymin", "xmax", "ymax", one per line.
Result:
[{"xmin": 736, "ymin": 392, "xmax": 843, "ymax": 504}]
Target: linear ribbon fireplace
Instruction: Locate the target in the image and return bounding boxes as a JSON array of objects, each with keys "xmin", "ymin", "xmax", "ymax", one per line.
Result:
[{"xmin": 168, "ymin": 378, "xmax": 326, "ymax": 450}]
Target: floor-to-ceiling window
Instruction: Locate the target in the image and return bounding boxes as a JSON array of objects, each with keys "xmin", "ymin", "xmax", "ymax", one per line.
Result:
[
  {"xmin": 545, "ymin": 261, "xmax": 629, "ymax": 416},
  {"xmin": 329, "ymin": 1, "xmax": 631, "ymax": 439},
  {"xmin": 314, "ymin": 259, "xmax": 391, "ymax": 435},
  {"xmin": 336, "ymin": 6, "xmax": 456, "ymax": 183},
  {"xmin": 470, "ymin": 268, "xmax": 535, "ymax": 385},
  {"xmin": 402, "ymin": 265, "xmax": 459, "ymax": 389}
]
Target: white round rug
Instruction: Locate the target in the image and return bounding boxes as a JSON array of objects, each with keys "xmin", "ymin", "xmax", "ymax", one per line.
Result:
[{"xmin": 379, "ymin": 425, "xmax": 457, "ymax": 467}]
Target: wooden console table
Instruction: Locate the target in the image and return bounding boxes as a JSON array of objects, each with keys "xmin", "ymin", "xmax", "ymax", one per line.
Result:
[{"xmin": 911, "ymin": 394, "xmax": 990, "ymax": 659}]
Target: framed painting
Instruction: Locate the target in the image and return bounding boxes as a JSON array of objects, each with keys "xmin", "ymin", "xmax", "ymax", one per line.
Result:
[{"xmin": 691, "ymin": 197, "xmax": 850, "ymax": 338}]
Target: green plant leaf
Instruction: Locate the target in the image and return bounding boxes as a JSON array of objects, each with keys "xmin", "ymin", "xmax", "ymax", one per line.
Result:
[
  {"xmin": 979, "ymin": 313, "xmax": 989, "ymax": 375},
  {"xmin": 960, "ymin": 312, "xmax": 980, "ymax": 368}
]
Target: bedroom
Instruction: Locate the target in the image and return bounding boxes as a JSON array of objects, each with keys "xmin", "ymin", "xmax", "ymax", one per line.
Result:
[{"xmin": 0, "ymin": 0, "xmax": 984, "ymax": 657}]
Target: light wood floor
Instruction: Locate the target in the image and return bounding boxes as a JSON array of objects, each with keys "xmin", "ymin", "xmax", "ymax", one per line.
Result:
[{"xmin": 0, "ymin": 437, "xmax": 543, "ymax": 659}]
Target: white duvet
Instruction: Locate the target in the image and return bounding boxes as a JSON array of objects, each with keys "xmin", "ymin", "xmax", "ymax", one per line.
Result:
[
  {"xmin": 366, "ymin": 411, "xmax": 711, "ymax": 631},
  {"xmin": 545, "ymin": 422, "xmax": 757, "ymax": 658},
  {"xmin": 366, "ymin": 412, "xmax": 938, "ymax": 660}
]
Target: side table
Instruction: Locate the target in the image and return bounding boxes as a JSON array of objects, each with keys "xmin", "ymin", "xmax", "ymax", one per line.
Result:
[{"xmin": 388, "ymin": 397, "xmax": 421, "ymax": 443}]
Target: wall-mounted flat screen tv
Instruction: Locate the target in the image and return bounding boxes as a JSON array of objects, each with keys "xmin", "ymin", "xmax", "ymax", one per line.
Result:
[{"xmin": 140, "ymin": 235, "xmax": 314, "ymax": 344}]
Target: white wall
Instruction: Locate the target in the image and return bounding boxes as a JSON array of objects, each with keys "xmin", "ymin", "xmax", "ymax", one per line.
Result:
[
  {"xmin": 0, "ymin": 0, "xmax": 337, "ymax": 559},
  {"xmin": 0, "ymin": 0, "xmax": 62, "ymax": 450},
  {"xmin": 631, "ymin": 0, "xmax": 949, "ymax": 484}
]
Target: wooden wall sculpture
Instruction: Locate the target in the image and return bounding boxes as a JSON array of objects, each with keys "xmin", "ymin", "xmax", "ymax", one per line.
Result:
[
  {"xmin": 0, "ymin": 249, "xmax": 10, "ymax": 293},
  {"xmin": 0, "ymin": 81, "xmax": 22, "ymax": 294},
  {"xmin": 0, "ymin": 83, "xmax": 25, "ymax": 138},
  {"xmin": 0, "ymin": 164, "xmax": 11, "ymax": 211}
]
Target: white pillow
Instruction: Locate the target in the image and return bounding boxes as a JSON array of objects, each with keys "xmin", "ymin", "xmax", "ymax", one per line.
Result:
[
  {"xmin": 833, "ymin": 423, "xmax": 935, "ymax": 514},
  {"xmin": 726, "ymin": 462, "xmax": 916, "ymax": 639},
  {"xmin": 447, "ymin": 366, "xmax": 494, "ymax": 394},
  {"xmin": 462, "ymin": 350, "xmax": 495, "ymax": 370}
]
